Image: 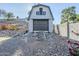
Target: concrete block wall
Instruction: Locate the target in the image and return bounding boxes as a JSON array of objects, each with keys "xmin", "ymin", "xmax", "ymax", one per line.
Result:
[
  {"xmin": 59, "ymin": 23, "xmax": 68, "ymax": 37},
  {"xmin": 69, "ymin": 23, "xmax": 79, "ymax": 41},
  {"xmin": 54, "ymin": 22, "xmax": 67, "ymax": 37},
  {"xmin": 54, "ymin": 22, "xmax": 79, "ymax": 41}
]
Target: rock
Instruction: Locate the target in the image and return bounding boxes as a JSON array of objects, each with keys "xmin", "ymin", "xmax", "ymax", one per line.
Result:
[{"xmin": 0, "ymin": 32, "xmax": 71, "ymax": 56}]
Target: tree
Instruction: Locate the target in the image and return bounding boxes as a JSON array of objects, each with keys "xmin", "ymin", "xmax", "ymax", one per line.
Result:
[
  {"xmin": 61, "ymin": 6, "xmax": 76, "ymax": 24},
  {"xmin": 4, "ymin": 12, "xmax": 15, "ymax": 21},
  {"xmin": 0, "ymin": 9, "xmax": 15, "ymax": 21},
  {"xmin": 16, "ymin": 16, "xmax": 19, "ymax": 19},
  {"xmin": 76, "ymin": 14, "xmax": 79, "ymax": 22}
]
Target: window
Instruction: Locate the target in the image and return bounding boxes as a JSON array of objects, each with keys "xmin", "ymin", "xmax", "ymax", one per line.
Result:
[
  {"xmin": 36, "ymin": 8, "xmax": 46, "ymax": 15},
  {"xmin": 42, "ymin": 11, "xmax": 46, "ymax": 15},
  {"xmin": 36, "ymin": 11, "xmax": 40, "ymax": 15},
  {"xmin": 39, "ymin": 8, "xmax": 43, "ymax": 15}
]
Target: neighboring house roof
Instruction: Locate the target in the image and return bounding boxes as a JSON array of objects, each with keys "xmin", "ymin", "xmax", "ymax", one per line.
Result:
[{"xmin": 28, "ymin": 4, "xmax": 54, "ymax": 20}]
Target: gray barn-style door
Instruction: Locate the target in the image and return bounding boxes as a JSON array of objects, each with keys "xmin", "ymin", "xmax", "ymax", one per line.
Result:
[{"xmin": 33, "ymin": 19, "xmax": 49, "ymax": 31}]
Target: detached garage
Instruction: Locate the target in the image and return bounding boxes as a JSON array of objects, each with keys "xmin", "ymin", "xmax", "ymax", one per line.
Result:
[{"xmin": 28, "ymin": 4, "xmax": 54, "ymax": 32}]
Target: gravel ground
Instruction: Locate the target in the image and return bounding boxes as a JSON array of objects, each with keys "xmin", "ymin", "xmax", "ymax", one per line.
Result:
[{"xmin": 0, "ymin": 32, "xmax": 70, "ymax": 56}]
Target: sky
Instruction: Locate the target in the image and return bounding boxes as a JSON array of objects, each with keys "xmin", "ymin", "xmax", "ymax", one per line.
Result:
[{"xmin": 0, "ymin": 3, "xmax": 79, "ymax": 24}]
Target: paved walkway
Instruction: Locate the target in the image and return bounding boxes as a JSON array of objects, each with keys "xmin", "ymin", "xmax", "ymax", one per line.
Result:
[{"xmin": 0, "ymin": 32, "xmax": 70, "ymax": 56}]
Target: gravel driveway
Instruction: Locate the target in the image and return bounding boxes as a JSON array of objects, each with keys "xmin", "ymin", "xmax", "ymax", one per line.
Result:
[{"xmin": 0, "ymin": 32, "xmax": 70, "ymax": 56}]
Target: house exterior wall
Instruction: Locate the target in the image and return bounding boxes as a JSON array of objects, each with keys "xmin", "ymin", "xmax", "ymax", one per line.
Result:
[{"xmin": 29, "ymin": 5, "xmax": 53, "ymax": 32}]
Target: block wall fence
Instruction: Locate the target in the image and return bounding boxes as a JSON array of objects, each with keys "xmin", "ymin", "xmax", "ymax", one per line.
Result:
[{"xmin": 53, "ymin": 22, "xmax": 79, "ymax": 41}]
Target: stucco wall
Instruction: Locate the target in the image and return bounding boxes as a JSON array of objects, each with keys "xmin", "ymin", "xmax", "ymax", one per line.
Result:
[{"xmin": 54, "ymin": 22, "xmax": 79, "ymax": 41}]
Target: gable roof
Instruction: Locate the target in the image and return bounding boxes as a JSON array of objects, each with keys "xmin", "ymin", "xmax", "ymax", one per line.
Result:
[{"xmin": 28, "ymin": 4, "xmax": 54, "ymax": 20}]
